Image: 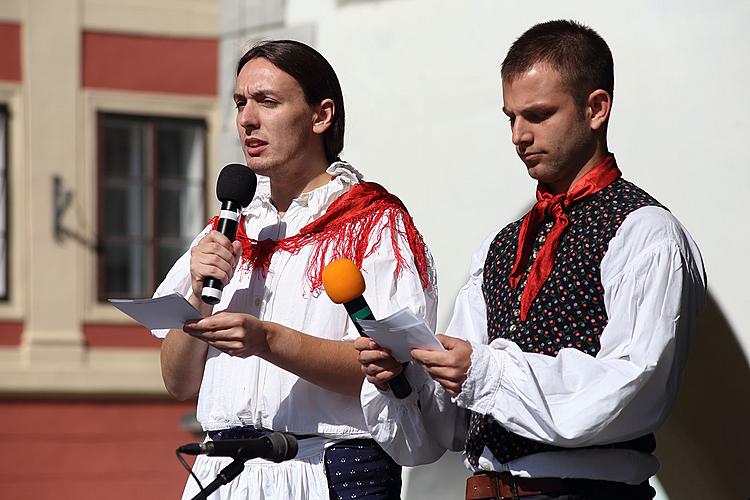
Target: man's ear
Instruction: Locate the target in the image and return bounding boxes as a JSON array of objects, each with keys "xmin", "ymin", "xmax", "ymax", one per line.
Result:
[
  {"xmin": 312, "ymin": 99, "xmax": 335, "ymax": 135},
  {"xmin": 587, "ymin": 89, "xmax": 611, "ymax": 131}
]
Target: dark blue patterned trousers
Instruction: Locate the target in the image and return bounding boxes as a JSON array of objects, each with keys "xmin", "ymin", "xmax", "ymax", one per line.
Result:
[
  {"xmin": 207, "ymin": 427, "xmax": 401, "ymax": 499},
  {"xmin": 324, "ymin": 438, "xmax": 401, "ymax": 500}
]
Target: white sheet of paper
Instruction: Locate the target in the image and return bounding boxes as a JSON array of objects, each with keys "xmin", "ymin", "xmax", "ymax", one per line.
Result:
[
  {"xmin": 108, "ymin": 293, "xmax": 203, "ymax": 330},
  {"xmin": 358, "ymin": 308, "xmax": 445, "ymax": 362}
]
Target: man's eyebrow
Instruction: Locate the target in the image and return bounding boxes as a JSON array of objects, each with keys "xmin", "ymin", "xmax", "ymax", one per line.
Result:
[
  {"xmin": 521, "ymin": 103, "xmax": 555, "ymax": 114},
  {"xmin": 502, "ymin": 104, "xmax": 555, "ymax": 118},
  {"xmin": 235, "ymin": 89, "xmax": 280, "ymax": 99}
]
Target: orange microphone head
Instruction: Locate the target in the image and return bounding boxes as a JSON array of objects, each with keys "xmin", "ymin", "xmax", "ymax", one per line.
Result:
[{"xmin": 322, "ymin": 259, "xmax": 366, "ymax": 304}]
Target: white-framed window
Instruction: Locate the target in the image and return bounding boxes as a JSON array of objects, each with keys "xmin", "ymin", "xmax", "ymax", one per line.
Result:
[{"xmin": 97, "ymin": 112, "xmax": 206, "ymax": 300}]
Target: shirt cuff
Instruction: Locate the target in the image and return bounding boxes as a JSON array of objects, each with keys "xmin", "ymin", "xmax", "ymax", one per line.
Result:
[
  {"xmin": 362, "ymin": 362, "xmax": 432, "ymax": 404},
  {"xmin": 454, "ymin": 341, "xmax": 504, "ymax": 415}
]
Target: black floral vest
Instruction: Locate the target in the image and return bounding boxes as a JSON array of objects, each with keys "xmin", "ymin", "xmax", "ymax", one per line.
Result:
[{"xmin": 465, "ymin": 178, "xmax": 663, "ymax": 466}]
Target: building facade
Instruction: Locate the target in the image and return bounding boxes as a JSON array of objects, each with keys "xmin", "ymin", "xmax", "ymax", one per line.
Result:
[{"xmin": 0, "ymin": 1, "xmax": 221, "ymax": 498}]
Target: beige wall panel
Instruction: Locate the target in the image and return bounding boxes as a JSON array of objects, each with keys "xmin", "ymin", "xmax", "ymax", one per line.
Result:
[
  {"xmin": 23, "ymin": 0, "xmax": 82, "ymax": 346},
  {"xmin": 0, "ymin": 0, "xmax": 21, "ymax": 21},
  {"xmin": 83, "ymin": 0, "xmax": 219, "ymax": 38},
  {"xmin": 0, "ymin": 348, "xmax": 166, "ymax": 394}
]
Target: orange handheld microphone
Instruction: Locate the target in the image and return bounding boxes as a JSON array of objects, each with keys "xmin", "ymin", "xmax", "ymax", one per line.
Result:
[{"xmin": 322, "ymin": 259, "xmax": 412, "ymax": 399}]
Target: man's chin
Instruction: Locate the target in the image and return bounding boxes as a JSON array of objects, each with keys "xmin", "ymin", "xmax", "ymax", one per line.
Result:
[
  {"xmin": 246, "ymin": 158, "xmax": 272, "ymax": 174},
  {"xmin": 525, "ymin": 163, "xmax": 545, "ymax": 180}
]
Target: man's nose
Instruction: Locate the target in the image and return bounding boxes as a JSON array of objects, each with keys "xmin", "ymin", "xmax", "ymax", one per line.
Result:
[
  {"xmin": 511, "ymin": 119, "xmax": 532, "ymax": 147},
  {"xmin": 238, "ymin": 103, "xmax": 259, "ymax": 130}
]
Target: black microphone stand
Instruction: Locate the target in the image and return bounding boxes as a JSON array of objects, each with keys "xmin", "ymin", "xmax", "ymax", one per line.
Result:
[
  {"xmin": 190, "ymin": 457, "xmax": 245, "ymax": 500},
  {"xmin": 185, "ymin": 433, "xmax": 297, "ymax": 500}
]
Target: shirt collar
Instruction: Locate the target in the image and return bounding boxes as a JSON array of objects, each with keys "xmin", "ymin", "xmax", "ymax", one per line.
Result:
[{"xmin": 241, "ymin": 161, "xmax": 364, "ymax": 217}]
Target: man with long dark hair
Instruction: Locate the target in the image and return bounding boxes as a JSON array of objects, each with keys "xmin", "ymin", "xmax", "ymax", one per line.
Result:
[
  {"xmin": 357, "ymin": 20, "xmax": 706, "ymax": 499},
  {"xmin": 153, "ymin": 40, "xmax": 436, "ymax": 499}
]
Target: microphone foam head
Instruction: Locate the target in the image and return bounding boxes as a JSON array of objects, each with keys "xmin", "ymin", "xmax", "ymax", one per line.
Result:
[
  {"xmin": 216, "ymin": 163, "xmax": 257, "ymax": 205},
  {"xmin": 267, "ymin": 432, "xmax": 298, "ymax": 463},
  {"xmin": 321, "ymin": 259, "xmax": 366, "ymax": 304}
]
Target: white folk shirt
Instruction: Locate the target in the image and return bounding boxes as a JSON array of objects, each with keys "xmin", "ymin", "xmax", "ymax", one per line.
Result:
[
  {"xmin": 361, "ymin": 205, "xmax": 706, "ymax": 485},
  {"xmin": 153, "ymin": 162, "xmax": 437, "ymax": 500}
]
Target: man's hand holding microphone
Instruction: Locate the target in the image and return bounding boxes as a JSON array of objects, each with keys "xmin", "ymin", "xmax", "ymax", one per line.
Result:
[{"xmin": 182, "ymin": 164, "xmax": 269, "ymax": 358}]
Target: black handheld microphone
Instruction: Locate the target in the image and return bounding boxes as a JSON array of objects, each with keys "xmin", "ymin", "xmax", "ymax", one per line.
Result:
[
  {"xmin": 178, "ymin": 432, "xmax": 298, "ymax": 463},
  {"xmin": 201, "ymin": 163, "xmax": 257, "ymax": 305},
  {"xmin": 321, "ymin": 259, "xmax": 413, "ymax": 399}
]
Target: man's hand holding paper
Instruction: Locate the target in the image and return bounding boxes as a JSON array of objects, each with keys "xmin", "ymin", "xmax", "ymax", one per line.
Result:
[
  {"xmin": 410, "ymin": 334, "xmax": 473, "ymax": 398},
  {"xmin": 354, "ymin": 307, "xmax": 447, "ymax": 390}
]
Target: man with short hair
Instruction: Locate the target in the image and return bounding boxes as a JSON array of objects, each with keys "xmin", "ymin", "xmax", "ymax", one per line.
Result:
[
  {"xmin": 357, "ymin": 20, "xmax": 706, "ymax": 499},
  {"xmin": 154, "ymin": 40, "xmax": 436, "ymax": 500}
]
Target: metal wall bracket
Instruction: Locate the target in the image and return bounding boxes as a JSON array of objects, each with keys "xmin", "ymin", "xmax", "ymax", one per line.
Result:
[
  {"xmin": 52, "ymin": 175, "xmax": 102, "ymax": 252},
  {"xmin": 53, "ymin": 175, "xmax": 73, "ymax": 242}
]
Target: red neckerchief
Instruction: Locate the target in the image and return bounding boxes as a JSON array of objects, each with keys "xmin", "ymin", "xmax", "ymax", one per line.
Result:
[
  {"xmin": 509, "ymin": 154, "xmax": 621, "ymax": 320},
  {"xmin": 210, "ymin": 181, "xmax": 431, "ymax": 293}
]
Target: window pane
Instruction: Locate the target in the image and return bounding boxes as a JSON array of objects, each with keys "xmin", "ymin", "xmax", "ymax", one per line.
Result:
[
  {"xmin": 155, "ymin": 119, "xmax": 206, "ymax": 286},
  {"xmin": 157, "ymin": 121, "xmax": 204, "ymax": 181},
  {"xmin": 103, "ymin": 242, "xmax": 147, "ymax": 297},
  {"xmin": 103, "ymin": 184, "xmax": 147, "ymax": 237},
  {"xmin": 102, "ymin": 117, "xmax": 148, "ymax": 178},
  {"xmin": 157, "ymin": 243, "xmax": 189, "ymax": 285},
  {"xmin": 157, "ymin": 184, "xmax": 204, "ymax": 238}
]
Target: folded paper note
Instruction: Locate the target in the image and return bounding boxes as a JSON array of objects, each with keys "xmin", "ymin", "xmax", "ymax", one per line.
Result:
[
  {"xmin": 358, "ymin": 308, "xmax": 445, "ymax": 362},
  {"xmin": 109, "ymin": 293, "xmax": 203, "ymax": 330}
]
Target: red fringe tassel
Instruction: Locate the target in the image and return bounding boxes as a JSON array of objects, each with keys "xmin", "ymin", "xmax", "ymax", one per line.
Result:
[{"xmin": 209, "ymin": 182, "xmax": 431, "ymax": 294}]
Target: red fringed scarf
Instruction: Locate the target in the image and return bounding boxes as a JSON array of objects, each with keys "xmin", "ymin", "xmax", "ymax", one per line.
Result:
[
  {"xmin": 509, "ymin": 155, "xmax": 621, "ymax": 321},
  {"xmin": 209, "ymin": 181, "xmax": 431, "ymax": 293}
]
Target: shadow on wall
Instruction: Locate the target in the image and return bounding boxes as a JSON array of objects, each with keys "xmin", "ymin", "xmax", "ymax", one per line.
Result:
[
  {"xmin": 657, "ymin": 293, "xmax": 750, "ymax": 500},
  {"xmin": 403, "ymin": 450, "xmax": 471, "ymax": 499}
]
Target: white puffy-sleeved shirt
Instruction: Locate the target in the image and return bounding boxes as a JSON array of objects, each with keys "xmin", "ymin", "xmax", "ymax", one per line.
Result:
[
  {"xmin": 361, "ymin": 205, "xmax": 706, "ymax": 484},
  {"xmin": 153, "ymin": 162, "xmax": 437, "ymax": 500}
]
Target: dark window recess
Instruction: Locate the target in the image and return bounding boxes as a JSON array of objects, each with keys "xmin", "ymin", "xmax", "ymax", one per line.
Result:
[
  {"xmin": 98, "ymin": 113, "xmax": 206, "ymax": 300},
  {"xmin": 0, "ymin": 105, "xmax": 8, "ymax": 301}
]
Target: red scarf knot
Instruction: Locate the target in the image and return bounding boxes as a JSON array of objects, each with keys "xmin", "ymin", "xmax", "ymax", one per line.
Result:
[
  {"xmin": 245, "ymin": 238, "xmax": 279, "ymax": 272},
  {"xmin": 509, "ymin": 154, "xmax": 621, "ymax": 321},
  {"xmin": 209, "ymin": 181, "xmax": 432, "ymax": 295}
]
